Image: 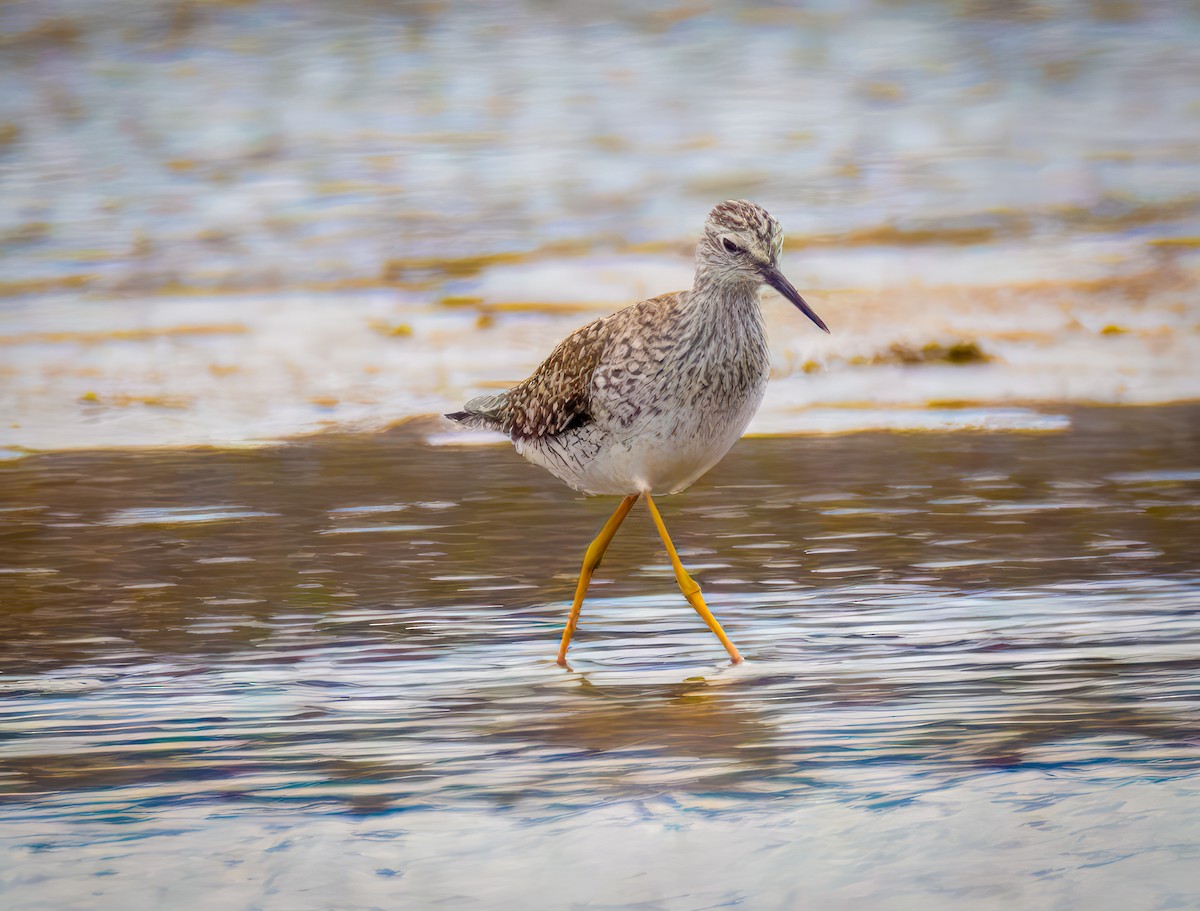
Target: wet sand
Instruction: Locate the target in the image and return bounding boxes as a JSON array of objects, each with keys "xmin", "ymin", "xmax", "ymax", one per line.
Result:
[{"xmin": 1, "ymin": 406, "xmax": 1198, "ymax": 909}]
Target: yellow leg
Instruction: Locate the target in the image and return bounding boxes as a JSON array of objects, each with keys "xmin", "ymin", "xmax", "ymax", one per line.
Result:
[
  {"xmin": 645, "ymin": 494, "xmax": 744, "ymax": 664},
  {"xmin": 557, "ymin": 494, "xmax": 639, "ymax": 666}
]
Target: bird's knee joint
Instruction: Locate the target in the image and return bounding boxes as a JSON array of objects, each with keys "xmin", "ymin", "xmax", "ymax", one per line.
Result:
[{"xmin": 582, "ymin": 542, "xmax": 607, "ymax": 572}]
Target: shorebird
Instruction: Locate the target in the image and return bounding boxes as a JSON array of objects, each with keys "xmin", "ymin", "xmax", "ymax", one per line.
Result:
[{"xmin": 447, "ymin": 200, "xmax": 828, "ymax": 665}]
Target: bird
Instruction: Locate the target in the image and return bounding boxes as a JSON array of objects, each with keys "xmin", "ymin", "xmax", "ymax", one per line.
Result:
[{"xmin": 446, "ymin": 200, "xmax": 828, "ymax": 666}]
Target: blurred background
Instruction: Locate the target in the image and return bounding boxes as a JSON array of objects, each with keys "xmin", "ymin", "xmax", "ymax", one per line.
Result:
[{"xmin": 2, "ymin": 0, "xmax": 1198, "ymax": 451}]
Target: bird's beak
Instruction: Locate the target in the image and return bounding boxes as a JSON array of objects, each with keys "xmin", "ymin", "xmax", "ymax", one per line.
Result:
[{"xmin": 760, "ymin": 264, "xmax": 829, "ymax": 333}]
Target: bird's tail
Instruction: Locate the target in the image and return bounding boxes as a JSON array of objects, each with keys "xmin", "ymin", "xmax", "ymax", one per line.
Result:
[{"xmin": 444, "ymin": 393, "xmax": 509, "ymax": 432}]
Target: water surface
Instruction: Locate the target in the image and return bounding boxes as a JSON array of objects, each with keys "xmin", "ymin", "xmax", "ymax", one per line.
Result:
[{"xmin": 2, "ymin": 406, "xmax": 1198, "ymax": 909}]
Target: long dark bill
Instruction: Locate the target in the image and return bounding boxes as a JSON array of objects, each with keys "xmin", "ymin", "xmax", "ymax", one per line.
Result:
[{"xmin": 761, "ymin": 265, "xmax": 829, "ymax": 333}]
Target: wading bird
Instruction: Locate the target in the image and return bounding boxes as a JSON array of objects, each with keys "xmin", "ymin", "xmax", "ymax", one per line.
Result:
[{"xmin": 447, "ymin": 200, "xmax": 828, "ymax": 665}]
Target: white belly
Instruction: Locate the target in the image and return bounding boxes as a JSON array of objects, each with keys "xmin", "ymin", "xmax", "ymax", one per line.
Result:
[{"xmin": 517, "ymin": 379, "xmax": 766, "ymax": 496}]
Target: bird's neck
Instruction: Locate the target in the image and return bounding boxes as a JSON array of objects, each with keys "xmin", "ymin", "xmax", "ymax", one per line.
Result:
[
  {"xmin": 682, "ymin": 271, "xmax": 767, "ymax": 349},
  {"xmin": 691, "ymin": 270, "xmax": 763, "ymax": 317}
]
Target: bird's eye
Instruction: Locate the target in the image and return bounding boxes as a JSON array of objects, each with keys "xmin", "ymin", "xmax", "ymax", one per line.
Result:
[{"xmin": 722, "ymin": 238, "xmax": 742, "ymax": 254}]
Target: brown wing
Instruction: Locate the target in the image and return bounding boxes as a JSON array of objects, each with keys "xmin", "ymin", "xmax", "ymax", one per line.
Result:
[
  {"xmin": 501, "ymin": 315, "xmax": 611, "ymax": 440},
  {"xmin": 448, "ymin": 294, "xmax": 680, "ymax": 438}
]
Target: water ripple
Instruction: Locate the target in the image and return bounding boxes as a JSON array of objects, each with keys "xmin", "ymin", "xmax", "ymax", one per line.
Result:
[{"xmin": 1, "ymin": 406, "xmax": 1198, "ymax": 909}]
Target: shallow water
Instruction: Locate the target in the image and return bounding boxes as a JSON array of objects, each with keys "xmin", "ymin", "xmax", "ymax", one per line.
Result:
[{"xmin": 1, "ymin": 405, "xmax": 1198, "ymax": 909}]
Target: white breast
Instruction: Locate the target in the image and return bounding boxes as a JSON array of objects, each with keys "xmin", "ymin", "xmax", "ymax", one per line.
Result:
[{"xmin": 518, "ymin": 372, "xmax": 767, "ymax": 496}]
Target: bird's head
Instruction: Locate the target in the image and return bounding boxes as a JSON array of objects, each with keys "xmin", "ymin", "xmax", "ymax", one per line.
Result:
[{"xmin": 697, "ymin": 199, "xmax": 829, "ymax": 333}]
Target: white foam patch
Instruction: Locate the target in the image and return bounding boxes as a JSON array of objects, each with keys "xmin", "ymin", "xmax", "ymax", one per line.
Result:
[
  {"xmin": 747, "ymin": 407, "xmax": 1071, "ymax": 435},
  {"xmin": 426, "ymin": 429, "xmax": 510, "ymax": 447}
]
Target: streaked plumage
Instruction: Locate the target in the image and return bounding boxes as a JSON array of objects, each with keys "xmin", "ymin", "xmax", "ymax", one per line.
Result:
[{"xmin": 447, "ymin": 200, "xmax": 827, "ymax": 496}]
